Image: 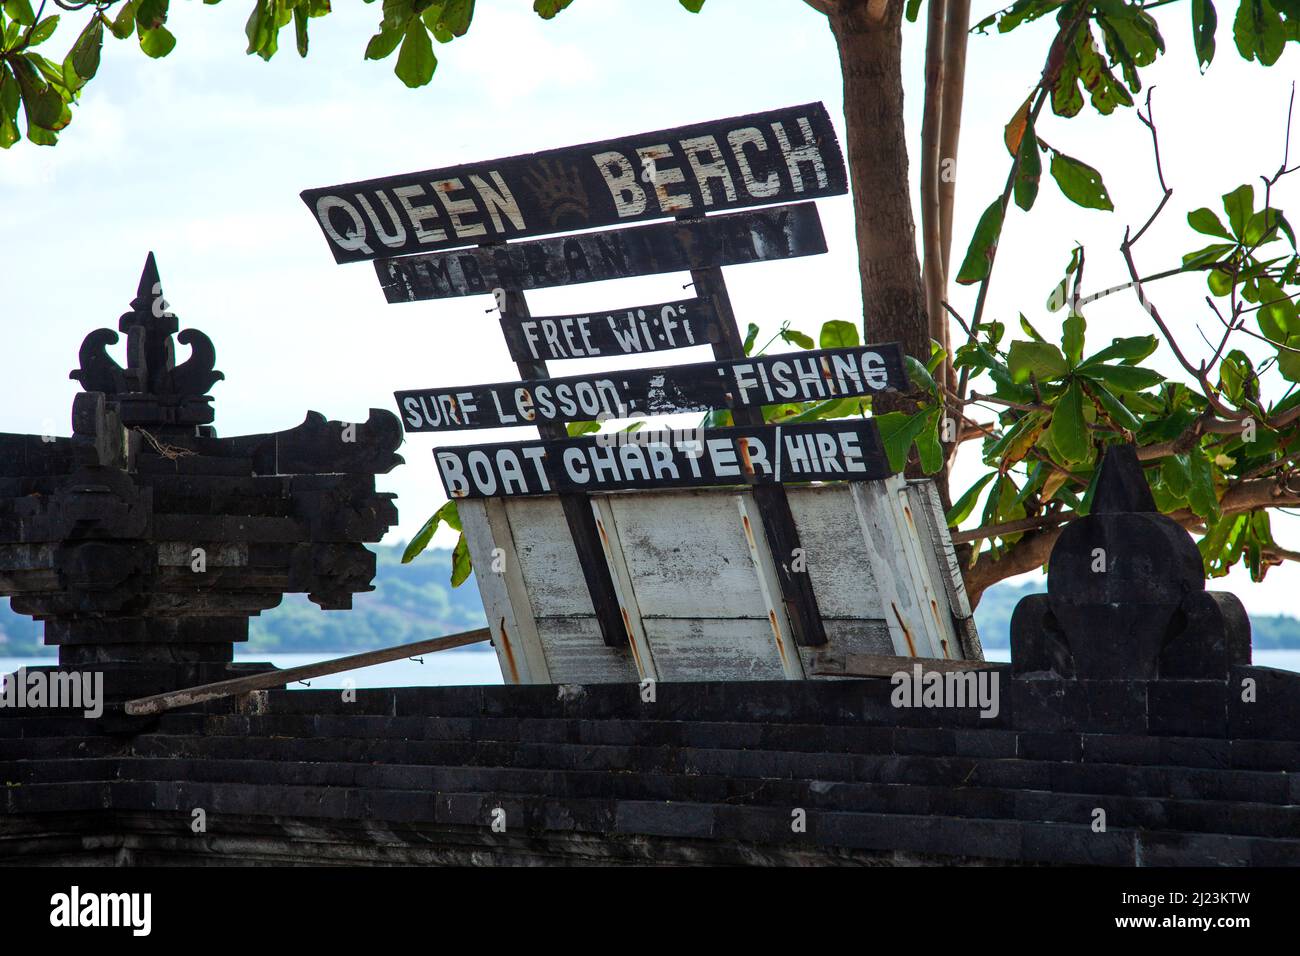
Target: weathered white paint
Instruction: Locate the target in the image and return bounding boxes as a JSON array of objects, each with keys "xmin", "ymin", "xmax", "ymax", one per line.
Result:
[
  {"xmin": 457, "ymin": 498, "xmax": 551, "ymax": 684},
  {"xmin": 461, "ymin": 479, "xmax": 978, "ymax": 683},
  {"xmin": 590, "ymin": 497, "xmax": 660, "ymax": 680},
  {"xmin": 736, "ymin": 493, "xmax": 806, "ymax": 679}
]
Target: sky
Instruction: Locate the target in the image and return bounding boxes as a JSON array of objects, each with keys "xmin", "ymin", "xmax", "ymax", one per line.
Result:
[{"xmin": 2, "ymin": 0, "xmax": 1299, "ymax": 615}]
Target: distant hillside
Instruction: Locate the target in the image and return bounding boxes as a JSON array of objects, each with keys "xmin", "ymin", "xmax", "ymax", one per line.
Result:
[
  {"xmin": 3, "ymin": 548, "xmax": 1299, "ymax": 656},
  {"xmin": 0, "ymin": 545, "xmax": 486, "ymax": 657}
]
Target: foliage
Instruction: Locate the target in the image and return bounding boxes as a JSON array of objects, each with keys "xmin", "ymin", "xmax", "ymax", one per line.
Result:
[
  {"xmin": 947, "ymin": 0, "xmax": 1300, "ymax": 595},
  {"xmin": 0, "ymin": 0, "xmax": 706, "ymax": 149}
]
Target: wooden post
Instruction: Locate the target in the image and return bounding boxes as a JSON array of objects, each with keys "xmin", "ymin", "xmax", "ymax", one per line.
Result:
[
  {"xmin": 686, "ymin": 251, "xmax": 828, "ymax": 647},
  {"xmin": 497, "ymin": 281, "xmax": 627, "ymax": 648}
]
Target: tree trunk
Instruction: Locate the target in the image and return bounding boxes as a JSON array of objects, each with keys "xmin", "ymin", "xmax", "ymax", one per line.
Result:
[{"xmin": 827, "ymin": 0, "xmax": 929, "ymax": 366}]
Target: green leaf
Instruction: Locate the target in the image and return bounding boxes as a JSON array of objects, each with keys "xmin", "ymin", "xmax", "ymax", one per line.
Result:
[
  {"xmin": 1278, "ymin": 333, "xmax": 1300, "ymax": 381},
  {"xmin": 1075, "ymin": 363, "xmax": 1164, "ymax": 391},
  {"xmin": 1234, "ymin": 0, "xmax": 1287, "ymax": 65},
  {"xmin": 1192, "ymin": 0, "xmax": 1217, "ymax": 70},
  {"xmin": 1088, "ymin": 381, "xmax": 1143, "ymax": 431},
  {"xmin": 1020, "ymin": 314, "xmax": 1047, "ymax": 342},
  {"xmin": 1188, "ymin": 206, "xmax": 1232, "ymax": 239},
  {"xmin": 905, "ymin": 355, "xmax": 939, "ymax": 398},
  {"xmin": 138, "ymin": 25, "xmax": 175, "ymax": 58},
  {"xmin": 1013, "ymin": 119, "xmax": 1041, "ymax": 211},
  {"xmin": 679, "ymin": 0, "xmax": 706, "ymax": 10},
  {"xmin": 875, "ymin": 410, "xmax": 930, "ymax": 474},
  {"xmin": 533, "ymin": 0, "xmax": 574, "ymax": 19},
  {"xmin": 402, "ymin": 500, "xmax": 462, "ymax": 563},
  {"xmin": 1062, "ymin": 312, "xmax": 1085, "ymax": 366},
  {"xmin": 28, "ymin": 14, "xmax": 56, "ymax": 45},
  {"xmin": 450, "ymin": 532, "xmax": 472, "ymax": 587},
  {"xmin": 1223, "ymin": 184, "xmax": 1254, "ymax": 238},
  {"xmin": 294, "ymin": 6, "xmax": 309, "ymax": 56},
  {"xmin": 780, "ymin": 329, "xmax": 815, "ymax": 350},
  {"xmin": 395, "ymin": 19, "xmax": 436, "ymax": 87},
  {"xmin": 427, "ymin": 0, "xmax": 475, "ymax": 40},
  {"xmin": 1049, "ymin": 379, "xmax": 1090, "ymax": 464},
  {"xmin": 3, "ymin": 0, "xmax": 33, "ymax": 27},
  {"xmin": 945, "ymin": 472, "xmax": 997, "ymax": 527},
  {"xmin": 956, "ymin": 199, "xmax": 1004, "ymax": 284},
  {"xmin": 905, "ymin": 0, "xmax": 922, "ymax": 22},
  {"xmin": 65, "ymin": 15, "xmax": 103, "ymax": 85},
  {"xmin": 819, "ymin": 319, "xmax": 859, "ymax": 349},
  {"xmin": 136, "ymin": 0, "xmax": 168, "ymax": 31},
  {"xmin": 109, "ymin": 0, "xmax": 137, "ymax": 40},
  {"xmin": 1008, "ymin": 340, "xmax": 1067, "ymax": 383},
  {"xmin": 915, "ymin": 406, "xmax": 944, "ymax": 474},
  {"xmin": 1187, "ymin": 447, "xmax": 1220, "ymax": 520},
  {"xmin": 566, "ymin": 421, "xmax": 601, "ymax": 437},
  {"xmin": 365, "ymin": 26, "xmax": 402, "ymax": 60},
  {"xmin": 0, "ymin": 65, "xmax": 19, "ymax": 149},
  {"xmin": 1082, "ymin": 334, "xmax": 1157, "ymax": 366},
  {"xmin": 1048, "ymin": 149, "xmax": 1114, "ymax": 211},
  {"xmin": 743, "ymin": 322, "xmax": 759, "ymax": 355}
]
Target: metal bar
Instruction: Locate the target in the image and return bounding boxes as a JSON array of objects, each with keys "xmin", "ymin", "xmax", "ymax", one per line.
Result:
[
  {"xmin": 123, "ymin": 627, "xmax": 492, "ymax": 716},
  {"xmin": 686, "ymin": 237, "xmax": 828, "ymax": 647},
  {"xmin": 499, "ymin": 282, "xmax": 627, "ymax": 648}
]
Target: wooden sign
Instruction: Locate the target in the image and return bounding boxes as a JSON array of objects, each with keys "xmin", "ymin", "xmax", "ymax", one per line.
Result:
[
  {"xmin": 395, "ymin": 344, "xmax": 907, "ymax": 433},
  {"xmin": 499, "ymin": 297, "xmax": 721, "ymax": 362},
  {"xmin": 434, "ymin": 421, "xmax": 890, "ymax": 499},
  {"xmin": 376, "ymin": 203, "xmax": 826, "ymax": 303},
  {"xmin": 301, "ymin": 102, "xmax": 847, "ymax": 264}
]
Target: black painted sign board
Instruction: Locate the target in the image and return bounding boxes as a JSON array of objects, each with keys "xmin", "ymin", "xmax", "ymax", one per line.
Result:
[
  {"xmin": 375, "ymin": 203, "xmax": 827, "ymax": 302},
  {"xmin": 395, "ymin": 344, "xmax": 908, "ymax": 433},
  {"xmin": 434, "ymin": 420, "xmax": 891, "ymax": 499},
  {"xmin": 499, "ymin": 297, "xmax": 721, "ymax": 362},
  {"xmin": 302, "ymin": 102, "xmax": 847, "ymax": 264}
]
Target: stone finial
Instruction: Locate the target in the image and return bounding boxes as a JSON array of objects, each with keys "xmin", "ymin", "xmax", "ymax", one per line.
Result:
[
  {"xmin": 71, "ymin": 253, "xmax": 224, "ymax": 429},
  {"xmin": 1010, "ymin": 444, "xmax": 1250, "ymax": 679}
]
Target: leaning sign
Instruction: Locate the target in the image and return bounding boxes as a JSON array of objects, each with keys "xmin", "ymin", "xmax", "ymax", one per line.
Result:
[
  {"xmin": 301, "ymin": 102, "xmax": 846, "ymax": 263},
  {"xmin": 304, "ymin": 103, "xmax": 982, "ymax": 685}
]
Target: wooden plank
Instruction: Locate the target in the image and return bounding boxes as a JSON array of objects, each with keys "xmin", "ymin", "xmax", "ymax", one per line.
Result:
[
  {"xmin": 302, "ymin": 102, "xmax": 846, "ymax": 263},
  {"xmin": 810, "ymin": 651, "xmax": 1002, "ymax": 678},
  {"xmin": 123, "ymin": 627, "xmax": 491, "ymax": 715},
  {"xmin": 640, "ymin": 617, "xmax": 791, "ymax": 682},
  {"xmin": 849, "ymin": 480, "xmax": 927, "ymax": 658},
  {"xmin": 397, "ymin": 343, "xmax": 907, "ymax": 432},
  {"xmin": 499, "ymin": 297, "xmax": 721, "ymax": 362},
  {"xmin": 736, "ymin": 493, "xmax": 806, "ymax": 678},
  {"xmin": 432, "ymin": 420, "xmax": 892, "ymax": 498},
  {"xmin": 884, "ymin": 478, "xmax": 952, "ymax": 659},
  {"xmin": 457, "ymin": 498, "xmax": 551, "ymax": 684},
  {"xmin": 375, "ymin": 203, "xmax": 828, "ymax": 302},
  {"xmin": 590, "ymin": 497, "xmax": 659, "ymax": 680},
  {"xmin": 497, "ymin": 283, "xmax": 627, "ymax": 649}
]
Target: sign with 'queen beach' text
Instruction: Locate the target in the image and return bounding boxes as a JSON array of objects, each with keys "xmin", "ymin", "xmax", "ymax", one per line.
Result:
[{"xmin": 300, "ymin": 103, "xmax": 847, "ymax": 263}]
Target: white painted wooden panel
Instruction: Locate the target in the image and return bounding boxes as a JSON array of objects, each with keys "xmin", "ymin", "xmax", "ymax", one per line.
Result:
[
  {"xmin": 641, "ymin": 618, "xmax": 789, "ymax": 681},
  {"xmin": 785, "ymin": 485, "xmax": 883, "ymax": 619},
  {"xmin": 605, "ymin": 489, "xmax": 765, "ymax": 619},
  {"xmin": 591, "ymin": 497, "xmax": 659, "ymax": 680},
  {"xmin": 736, "ymin": 493, "xmax": 805, "ymax": 679},
  {"xmin": 502, "ymin": 497, "xmax": 595, "ymax": 618},
  {"xmin": 457, "ymin": 499, "xmax": 550, "ymax": 684},
  {"xmin": 535, "ymin": 617, "xmax": 639, "ymax": 683},
  {"xmin": 460, "ymin": 478, "xmax": 980, "ymax": 684}
]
